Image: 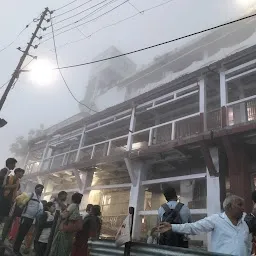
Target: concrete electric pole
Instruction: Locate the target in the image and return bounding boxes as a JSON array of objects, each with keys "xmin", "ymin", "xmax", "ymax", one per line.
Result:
[{"xmin": 0, "ymin": 7, "xmax": 49, "ymax": 126}]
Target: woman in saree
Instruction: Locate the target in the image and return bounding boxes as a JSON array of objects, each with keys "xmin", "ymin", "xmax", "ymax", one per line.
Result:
[
  {"xmin": 49, "ymin": 192, "xmax": 83, "ymax": 256},
  {"xmin": 71, "ymin": 205, "xmax": 102, "ymax": 256}
]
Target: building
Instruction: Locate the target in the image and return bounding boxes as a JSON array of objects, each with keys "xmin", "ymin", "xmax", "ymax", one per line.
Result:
[
  {"xmin": 79, "ymin": 46, "xmax": 137, "ymax": 113},
  {"xmin": 23, "ymin": 13, "xmax": 256, "ymax": 248}
]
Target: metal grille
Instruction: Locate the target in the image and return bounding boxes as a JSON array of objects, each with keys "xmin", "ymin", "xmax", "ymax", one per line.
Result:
[{"xmin": 88, "ymin": 240, "xmax": 230, "ymax": 256}]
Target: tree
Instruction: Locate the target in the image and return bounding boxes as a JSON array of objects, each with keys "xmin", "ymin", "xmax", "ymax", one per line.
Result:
[{"xmin": 10, "ymin": 124, "xmax": 44, "ymax": 159}]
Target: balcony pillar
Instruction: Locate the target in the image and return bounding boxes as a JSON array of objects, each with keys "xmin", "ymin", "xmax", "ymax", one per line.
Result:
[
  {"xmin": 39, "ymin": 141, "xmax": 49, "ymax": 172},
  {"xmin": 219, "ymin": 70, "xmax": 227, "ymax": 127},
  {"xmin": 75, "ymin": 126, "xmax": 87, "ymax": 162},
  {"xmin": 127, "ymin": 106, "xmax": 136, "ymax": 151},
  {"xmin": 199, "ymin": 76, "xmax": 206, "ymax": 131},
  {"xmin": 128, "ymin": 161, "xmax": 148, "ymax": 240}
]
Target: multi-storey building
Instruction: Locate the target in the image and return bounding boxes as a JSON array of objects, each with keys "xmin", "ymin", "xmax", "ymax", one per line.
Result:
[{"xmin": 23, "ymin": 14, "xmax": 256, "ymax": 247}]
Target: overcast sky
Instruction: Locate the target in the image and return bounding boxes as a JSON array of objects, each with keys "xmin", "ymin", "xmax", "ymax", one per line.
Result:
[{"xmin": 0, "ymin": 0, "xmax": 254, "ymax": 165}]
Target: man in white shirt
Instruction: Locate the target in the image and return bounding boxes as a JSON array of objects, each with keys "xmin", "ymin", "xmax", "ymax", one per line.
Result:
[
  {"xmin": 13, "ymin": 184, "xmax": 44, "ymax": 256},
  {"xmin": 158, "ymin": 195, "xmax": 251, "ymax": 256}
]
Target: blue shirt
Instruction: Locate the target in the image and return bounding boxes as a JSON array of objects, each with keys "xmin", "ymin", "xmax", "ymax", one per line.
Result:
[
  {"xmin": 172, "ymin": 212, "xmax": 251, "ymax": 256},
  {"xmin": 158, "ymin": 201, "xmax": 192, "ymax": 223}
]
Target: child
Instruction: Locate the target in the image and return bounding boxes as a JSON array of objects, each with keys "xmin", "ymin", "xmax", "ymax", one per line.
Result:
[{"xmin": 34, "ymin": 202, "xmax": 56, "ymax": 256}]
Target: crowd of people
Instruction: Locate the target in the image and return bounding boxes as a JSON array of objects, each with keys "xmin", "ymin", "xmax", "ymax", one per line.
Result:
[
  {"xmin": 3, "ymin": 156, "xmax": 256, "ymax": 256},
  {"xmin": 0, "ymin": 158, "xmax": 102, "ymax": 256}
]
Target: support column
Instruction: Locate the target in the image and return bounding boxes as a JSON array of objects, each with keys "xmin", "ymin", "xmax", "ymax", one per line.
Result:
[
  {"xmin": 219, "ymin": 70, "xmax": 227, "ymax": 127},
  {"xmin": 80, "ymin": 170, "xmax": 93, "ymax": 209},
  {"xmin": 75, "ymin": 126, "xmax": 86, "ymax": 162},
  {"xmin": 127, "ymin": 106, "xmax": 136, "ymax": 151},
  {"xmin": 223, "ymin": 137, "xmax": 251, "ymax": 212},
  {"xmin": 199, "ymin": 76, "xmax": 206, "ymax": 131},
  {"xmin": 206, "ymin": 147, "xmax": 221, "ymax": 251},
  {"xmin": 39, "ymin": 141, "xmax": 49, "ymax": 172},
  {"xmin": 128, "ymin": 161, "xmax": 147, "ymax": 240}
]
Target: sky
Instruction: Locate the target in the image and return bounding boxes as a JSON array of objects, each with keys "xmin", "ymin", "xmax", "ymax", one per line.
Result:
[{"xmin": 0, "ymin": 0, "xmax": 255, "ymax": 165}]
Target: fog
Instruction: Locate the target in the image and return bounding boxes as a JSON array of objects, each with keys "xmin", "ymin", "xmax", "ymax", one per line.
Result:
[{"xmin": 0, "ymin": 0, "xmax": 252, "ymax": 165}]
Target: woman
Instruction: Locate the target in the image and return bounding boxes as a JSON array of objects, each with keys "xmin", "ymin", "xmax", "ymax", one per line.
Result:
[
  {"xmin": 71, "ymin": 205, "xmax": 102, "ymax": 256},
  {"xmin": 50, "ymin": 192, "xmax": 83, "ymax": 256}
]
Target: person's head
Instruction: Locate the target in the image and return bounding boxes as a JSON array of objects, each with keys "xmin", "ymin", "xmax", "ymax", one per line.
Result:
[
  {"xmin": 252, "ymin": 191, "xmax": 256, "ymax": 204},
  {"xmin": 71, "ymin": 192, "xmax": 83, "ymax": 205},
  {"xmin": 163, "ymin": 186, "xmax": 177, "ymax": 202},
  {"xmin": 223, "ymin": 195, "xmax": 245, "ymax": 220},
  {"xmin": 58, "ymin": 191, "xmax": 67, "ymax": 202},
  {"xmin": 6, "ymin": 158, "xmax": 17, "ymax": 170},
  {"xmin": 35, "ymin": 184, "xmax": 44, "ymax": 196},
  {"xmin": 45, "ymin": 202, "xmax": 56, "ymax": 214},
  {"xmin": 151, "ymin": 227, "xmax": 157, "ymax": 236},
  {"xmin": 41, "ymin": 200, "xmax": 47, "ymax": 210},
  {"xmin": 86, "ymin": 204, "xmax": 93, "ymax": 213},
  {"xmin": 91, "ymin": 205, "xmax": 101, "ymax": 217},
  {"xmin": 14, "ymin": 168, "xmax": 25, "ymax": 179}
]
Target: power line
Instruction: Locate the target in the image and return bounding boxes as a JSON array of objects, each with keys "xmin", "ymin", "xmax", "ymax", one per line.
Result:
[
  {"xmin": 54, "ymin": 0, "xmax": 174, "ymax": 50},
  {"xmin": 34, "ymin": 12, "xmax": 256, "ymax": 71},
  {"xmin": 52, "ymin": 0, "xmax": 110, "ymax": 26},
  {"xmin": 41, "ymin": 0, "xmax": 128, "ymax": 43},
  {"xmin": 0, "ymin": 80, "xmax": 9, "ymax": 90},
  {"xmin": 53, "ymin": 0, "xmax": 96, "ymax": 19},
  {"xmin": 128, "ymin": 1, "xmax": 142, "ymax": 15},
  {"xmin": 49, "ymin": 14, "xmax": 97, "ymax": 113},
  {"xmin": 54, "ymin": 0, "xmax": 78, "ymax": 12},
  {"xmin": 45, "ymin": 0, "xmax": 120, "ymax": 35}
]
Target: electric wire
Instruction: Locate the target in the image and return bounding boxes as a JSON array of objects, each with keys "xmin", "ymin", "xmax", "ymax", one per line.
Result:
[
  {"xmin": 53, "ymin": 0, "xmax": 104, "ymax": 19},
  {"xmin": 0, "ymin": 13, "xmax": 42, "ymax": 54},
  {"xmin": 54, "ymin": 0, "xmax": 174, "ymax": 50},
  {"xmin": 36, "ymin": 12, "xmax": 256, "ymax": 71},
  {"xmin": 52, "ymin": 0, "xmax": 110, "ymax": 26},
  {"xmin": 54, "ymin": 0, "xmax": 78, "ymax": 12},
  {"xmin": 0, "ymin": 25, "xmax": 30, "ymax": 54},
  {"xmin": 128, "ymin": 1, "xmax": 142, "ymax": 14},
  {"xmin": 41, "ymin": 0, "xmax": 128, "ymax": 43},
  {"xmin": 45, "ymin": 0, "xmax": 120, "ymax": 35},
  {"xmin": 49, "ymin": 15, "xmax": 97, "ymax": 113},
  {"xmin": 0, "ymin": 80, "xmax": 9, "ymax": 90}
]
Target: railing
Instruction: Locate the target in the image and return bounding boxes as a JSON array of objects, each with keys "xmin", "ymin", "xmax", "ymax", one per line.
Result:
[
  {"xmin": 24, "ymin": 161, "xmax": 40, "ymax": 174},
  {"xmin": 206, "ymin": 109, "xmax": 221, "ymax": 130},
  {"xmin": 133, "ymin": 113, "xmax": 201, "ymax": 147},
  {"xmin": 226, "ymin": 96, "xmax": 256, "ymax": 126},
  {"xmin": 88, "ymin": 239, "xmax": 229, "ymax": 256}
]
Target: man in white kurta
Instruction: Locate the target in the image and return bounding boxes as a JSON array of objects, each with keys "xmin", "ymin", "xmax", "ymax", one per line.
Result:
[{"xmin": 158, "ymin": 195, "xmax": 251, "ymax": 256}]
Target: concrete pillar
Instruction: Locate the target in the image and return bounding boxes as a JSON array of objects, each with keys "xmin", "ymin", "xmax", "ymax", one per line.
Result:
[
  {"xmin": 129, "ymin": 161, "xmax": 147, "ymax": 240},
  {"xmin": 219, "ymin": 70, "xmax": 227, "ymax": 127},
  {"xmin": 127, "ymin": 107, "xmax": 136, "ymax": 151},
  {"xmin": 206, "ymin": 147, "xmax": 221, "ymax": 251},
  {"xmin": 199, "ymin": 76, "xmax": 206, "ymax": 131},
  {"xmin": 80, "ymin": 170, "xmax": 94, "ymax": 209}
]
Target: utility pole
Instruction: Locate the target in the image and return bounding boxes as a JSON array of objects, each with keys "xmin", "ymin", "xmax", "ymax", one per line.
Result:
[{"xmin": 0, "ymin": 7, "xmax": 49, "ymax": 113}]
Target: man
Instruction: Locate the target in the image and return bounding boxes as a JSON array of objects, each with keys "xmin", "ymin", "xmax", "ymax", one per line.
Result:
[
  {"xmin": 1, "ymin": 168, "xmax": 25, "ymax": 241},
  {"xmin": 13, "ymin": 184, "xmax": 44, "ymax": 256},
  {"xmin": 158, "ymin": 186, "xmax": 191, "ymax": 247},
  {"xmin": 158, "ymin": 195, "xmax": 251, "ymax": 256},
  {"xmin": 51, "ymin": 191, "xmax": 68, "ymax": 212},
  {"xmin": 0, "ymin": 158, "xmax": 17, "ymax": 196},
  {"xmin": 84, "ymin": 204, "xmax": 93, "ymax": 218}
]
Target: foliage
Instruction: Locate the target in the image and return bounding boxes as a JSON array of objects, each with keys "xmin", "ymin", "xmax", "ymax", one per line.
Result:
[{"xmin": 9, "ymin": 124, "xmax": 44, "ymax": 158}]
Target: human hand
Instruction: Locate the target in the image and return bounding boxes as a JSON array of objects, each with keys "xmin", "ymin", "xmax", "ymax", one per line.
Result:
[{"xmin": 157, "ymin": 222, "xmax": 172, "ymax": 233}]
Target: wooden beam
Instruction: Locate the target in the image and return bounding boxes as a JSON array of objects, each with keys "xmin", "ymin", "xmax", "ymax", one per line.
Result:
[
  {"xmin": 222, "ymin": 136, "xmax": 239, "ymax": 174},
  {"xmin": 200, "ymin": 142, "xmax": 218, "ymax": 176}
]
